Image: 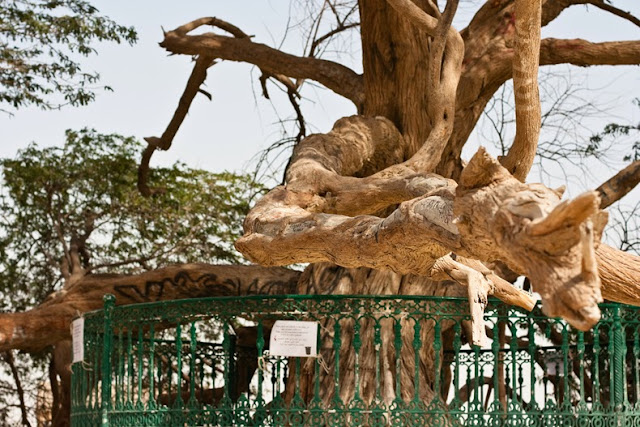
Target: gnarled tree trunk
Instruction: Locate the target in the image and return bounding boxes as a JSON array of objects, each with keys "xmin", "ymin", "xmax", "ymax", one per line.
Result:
[{"xmin": 3, "ymin": 0, "xmax": 640, "ymax": 424}]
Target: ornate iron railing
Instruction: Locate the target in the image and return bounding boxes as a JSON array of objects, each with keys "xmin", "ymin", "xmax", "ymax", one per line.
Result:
[{"xmin": 71, "ymin": 294, "xmax": 640, "ymax": 426}]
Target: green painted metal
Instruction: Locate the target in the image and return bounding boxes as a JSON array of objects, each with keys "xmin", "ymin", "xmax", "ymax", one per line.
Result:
[{"xmin": 71, "ymin": 294, "xmax": 640, "ymax": 426}]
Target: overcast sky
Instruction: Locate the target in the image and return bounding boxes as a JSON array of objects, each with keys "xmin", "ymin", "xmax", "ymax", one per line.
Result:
[{"xmin": 1, "ymin": 0, "xmax": 638, "ymax": 189}]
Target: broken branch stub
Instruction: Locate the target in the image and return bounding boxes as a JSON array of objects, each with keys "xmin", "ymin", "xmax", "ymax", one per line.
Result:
[
  {"xmin": 455, "ymin": 148, "xmax": 605, "ymax": 331},
  {"xmin": 431, "ymin": 254, "xmax": 535, "ymax": 345}
]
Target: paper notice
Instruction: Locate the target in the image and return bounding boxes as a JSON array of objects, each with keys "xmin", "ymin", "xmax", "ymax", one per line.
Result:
[
  {"xmin": 269, "ymin": 320, "xmax": 318, "ymax": 357},
  {"xmin": 72, "ymin": 317, "xmax": 84, "ymax": 364}
]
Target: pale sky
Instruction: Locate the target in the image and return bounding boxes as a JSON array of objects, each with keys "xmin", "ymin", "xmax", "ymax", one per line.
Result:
[{"xmin": 1, "ymin": 0, "xmax": 638, "ymax": 191}]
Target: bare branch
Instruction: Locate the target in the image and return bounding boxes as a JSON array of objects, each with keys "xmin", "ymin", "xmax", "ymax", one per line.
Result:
[
  {"xmin": 309, "ymin": 22, "xmax": 360, "ymax": 59},
  {"xmin": 284, "ymin": 116, "xmax": 453, "ymax": 216},
  {"xmin": 585, "ymin": 0, "xmax": 640, "ymax": 28},
  {"xmin": 597, "ymin": 244, "xmax": 640, "ymax": 305},
  {"xmin": 138, "ymin": 54, "xmax": 215, "ymax": 197},
  {"xmin": 237, "ymin": 186, "xmax": 461, "ymax": 273},
  {"xmin": 430, "ymin": 0, "xmax": 458, "ymax": 86},
  {"xmin": 3, "ymin": 351, "xmax": 31, "ymax": 427},
  {"xmin": 596, "ymin": 160, "xmax": 640, "ymax": 209},
  {"xmin": 171, "ymin": 17, "xmax": 251, "ymax": 38},
  {"xmin": 432, "ymin": 255, "xmax": 490, "ymax": 345},
  {"xmin": 540, "ymin": 38, "xmax": 640, "ymax": 67},
  {"xmin": 160, "ymin": 18, "xmax": 364, "ymax": 107},
  {"xmin": 431, "ymin": 254, "xmax": 535, "ymax": 345}
]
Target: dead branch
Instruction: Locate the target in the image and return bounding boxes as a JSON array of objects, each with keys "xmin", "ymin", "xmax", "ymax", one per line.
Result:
[
  {"xmin": 237, "ymin": 185, "xmax": 461, "ymax": 272},
  {"xmin": 139, "ymin": 54, "xmax": 215, "ymax": 196},
  {"xmin": 430, "ymin": 254, "xmax": 535, "ymax": 345},
  {"xmin": 456, "ymin": 148, "xmax": 605, "ymax": 330},
  {"xmin": 3, "ymin": 351, "xmax": 32, "ymax": 427},
  {"xmin": 283, "ymin": 116, "xmax": 454, "ymax": 216},
  {"xmin": 431, "ymin": 256, "xmax": 491, "ymax": 345},
  {"xmin": 171, "ymin": 17, "xmax": 251, "ymax": 38},
  {"xmin": 585, "ymin": 0, "xmax": 640, "ymax": 28},
  {"xmin": 596, "ymin": 160, "xmax": 640, "ymax": 209},
  {"xmin": 309, "ymin": 22, "xmax": 360, "ymax": 59},
  {"xmin": 540, "ymin": 38, "xmax": 640, "ymax": 67},
  {"xmin": 159, "ymin": 17, "xmax": 364, "ymax": 107}
]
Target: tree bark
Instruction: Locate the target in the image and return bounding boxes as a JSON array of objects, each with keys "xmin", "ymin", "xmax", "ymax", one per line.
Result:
[
  {"xmin": 7, "ymin": 1, "xmax": 640, "ymax": 424},
  {"xmin": 290, "ymin": 263, "xmax": 467, "ymax": 406},
  {"xmin": 0, "ymin": 264, "xmax": 300, "ymax": 352}
]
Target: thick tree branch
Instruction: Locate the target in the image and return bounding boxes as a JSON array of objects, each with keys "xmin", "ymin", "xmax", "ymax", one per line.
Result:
[
  {"xmin": 238, "ymin": 186, "xmax": 461, "ymax": 272},
  {"xmin": 283, "ymin": 116, "xmax": 453, "ymax": 216},
  {"xmin": 160, "ymin": 18, "xmax": 364, "ymax": 108},
  {"xmin": 0, "ymin": 264, "xmax": 300, "ymax": 352},
  {"xmin": 171, "ymin": 17, "xmax": 251, "ymax": 38},
  {"xmin": 500, "ymin": 0, "xmax": 542, "ymax": 181},
  {"xmin": 597, "ymin": 244, "xmax": 640, "ymax": 305},
  {"xmin": 439, "ymin": 1, "xmax": 640, "ymax": 177},
  {"xmin": 387, "ymin": 0, "xmax": 465, "ymax": 171},
  {"xmin": 240, "ymin": 128, "xmax": 631, "ymax": 331},
  {"xmin": 540, "ymin": 38, "xmax": 640, "ymax": 67},
  {"xmin": 596, "ymin": 160, "xmax": 640, "ymax": 209}
]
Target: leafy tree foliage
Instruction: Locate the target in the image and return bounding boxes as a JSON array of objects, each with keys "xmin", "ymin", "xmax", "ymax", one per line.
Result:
[
  {"xmin": 0, "ymin": 0, "xmax": 136, "ymax": 111},
  {"xmin": 0, "ymin": 129, "xmax": 263, "ymax": 311}
]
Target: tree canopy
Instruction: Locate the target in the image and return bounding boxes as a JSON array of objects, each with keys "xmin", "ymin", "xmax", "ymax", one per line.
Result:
[
  {"xmin": 0, "ymin": 129, "xmax": 262, "ymax": 311},
  {"xmin": 0, "ymin": 0, "xmax": 136, "ymax": 111}
]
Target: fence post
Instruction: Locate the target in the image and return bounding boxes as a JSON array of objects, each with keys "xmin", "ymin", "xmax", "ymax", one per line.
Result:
[
  {"xmin": 612, "ymin": 304, "xmax": 625, "ymax": 409},
  {"xmin": 101, "ymin": 294, "xmax": 116, "ymax": 427}
]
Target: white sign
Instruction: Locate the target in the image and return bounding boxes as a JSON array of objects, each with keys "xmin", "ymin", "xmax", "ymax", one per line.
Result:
[
  {"xmin": 72, "ymin": 317, "xmax": 84, "ymax": 364},
  {"xmin": 269, "ymin": 320, "xmax": 318, "ymax": 357}
]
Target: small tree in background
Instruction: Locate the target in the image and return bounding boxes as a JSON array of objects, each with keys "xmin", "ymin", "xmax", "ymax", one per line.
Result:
[
  {"xmin": 0, "ymin": 129, "xmax": 264, "ymax": 424},
  {"xmin": 0, "ymin": 0, "xmax": 136, "ymax": 111}
]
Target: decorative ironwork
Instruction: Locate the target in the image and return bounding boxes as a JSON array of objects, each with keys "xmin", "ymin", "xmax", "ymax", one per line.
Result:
[{"xmin": 71, "ymin": 294, "xmax": 640, "ymax": 426}]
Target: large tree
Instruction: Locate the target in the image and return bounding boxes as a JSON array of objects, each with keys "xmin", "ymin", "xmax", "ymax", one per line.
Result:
[{"xmin": 1, "ymin": 0, "xmax": 640, "ymax": 424}]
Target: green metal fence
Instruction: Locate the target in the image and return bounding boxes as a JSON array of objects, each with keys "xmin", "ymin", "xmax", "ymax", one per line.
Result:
[{"xmin": 71, "ymin": 294, "xmax": 640, "ymax": 426}]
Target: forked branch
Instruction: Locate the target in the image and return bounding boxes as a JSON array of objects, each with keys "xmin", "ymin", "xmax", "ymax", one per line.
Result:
[
  {"xmin": 139, "ymin": 55, "xmax": 215, "ymax": 196},
  {"xmin": 431, "ymin": 254, "xmax": 535, "ymax": 345},
  {"xmin": 160, "ymin": 17, "xmax": 364, "ymax": 107},
  {"xmin": 388, "ymin": 0, "xmax": 465, "ymax": 172}
]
